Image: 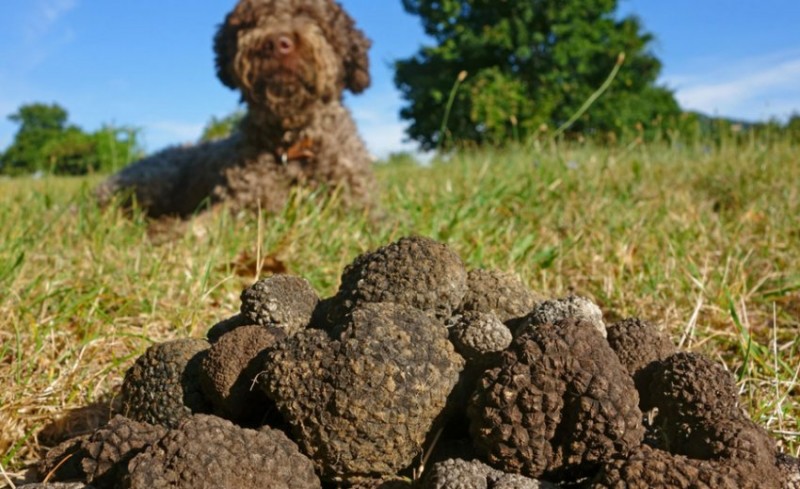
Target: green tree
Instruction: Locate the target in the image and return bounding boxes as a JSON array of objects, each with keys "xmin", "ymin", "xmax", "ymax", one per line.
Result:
[
  {"xmin": 199, "ymin": 109, "xmax": 245, "ymax": 142},
  {"xmin": 0, "ymin": 103, "xmax": 143, "ymax": 175},
  {"xmin": 395, "ymin": 0, "xmax": 681, "ymax": 149},
  {"xmin": 1, "ymin": 103, "xmax": 70, "ymax": 175}
]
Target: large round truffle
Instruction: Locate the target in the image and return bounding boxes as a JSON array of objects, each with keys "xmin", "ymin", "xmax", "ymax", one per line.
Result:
[
  {"xmin": 119, "ymin": 338, "xmax": 211, "ymax": 428},
  {"xmin": 469, "ymin": 319, "xmax": 644, "ymax": 481},
  {"xmin": 124, "ymin": 414, "xmax": 320, "ymax": 489},
  {"xmin": 330, "ymin": 236, "xmax": 468, "ymax": 322},
  {"xmin": 456, "ymin": 269, "xmax": 538, "ymax": 322},
  {"xmin": 262, "ymin": 302, "xmax": 464, "ymax": 481},
  {"xmin": 199, "ymin": 325, "xmax": 285, "ymax": 423},
  {"xmin": 515, "ymin": 295, "xmax": 606, "ymax": 338},
  {"xmin": 239, "ymin": 274, "xmax": 319, "ymax": 334}
]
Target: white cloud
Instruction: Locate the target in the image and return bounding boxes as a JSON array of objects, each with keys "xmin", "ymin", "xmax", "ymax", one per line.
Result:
[
  {"xmin": 143, "ymin": 120, "xmax": 205, "ymax": 151},
  {"xmin": 665, "ymin": 50, "xmax": 800, "ymax": 121},
  {"xmin": 348, "ymin": 88, "xmax": 420, "ymax": 159},
  {"xmin": 358, "ymin": 117, "xmax": 418, "ymax": 159},
  {"xmin": 25, "ymin": 0, "xmax": 78, "ymax": 41}
]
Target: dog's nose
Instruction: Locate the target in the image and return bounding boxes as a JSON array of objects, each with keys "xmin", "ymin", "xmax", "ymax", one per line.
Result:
[{"xmin": 273, "ymin": 35, "xmax": 294, "ymax": 56}]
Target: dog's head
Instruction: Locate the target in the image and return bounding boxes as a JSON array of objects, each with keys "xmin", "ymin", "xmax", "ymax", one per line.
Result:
[{"xmin": 214, "ymin": 0, "xmax": 371, "ymax": 122}]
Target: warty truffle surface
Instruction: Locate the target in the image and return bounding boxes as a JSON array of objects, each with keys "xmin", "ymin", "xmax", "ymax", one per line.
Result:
[
  {"xmin": 123, "ymin": 414, "xmax": 320, "ymax": 489},
  {"xmin": 119, "ymin": 338, "xmax": 211, "ymax": 428},
  {"xmin": 330, "ymin": 236, "xmax": 468, "ymax": 322},
  {"xmin": 469, "ymin": 318, "xmax": 644, "ymax": 481},
  {"xmin": 515, "ymin": 295, "xmax": 606, "ymax": 338},
  {"xmin": 239, "ymin": 274, "xmax": 319, "ymax": 334},
  {"xmin": 262, "ymin": 302, "xmax": 464, "ymax": 481},
  {"xmin": 456, "ymin": 269, "xmax": 538, "ymax": 322},
  {"xmin": 199, "ymin": 324, "xmax": 285, "ymax": 423}
]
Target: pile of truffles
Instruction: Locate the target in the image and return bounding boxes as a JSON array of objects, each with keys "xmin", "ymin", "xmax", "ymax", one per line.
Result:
[{"xmin": 23, "ymin": 236, "xmax": 800, "ymax": 488}]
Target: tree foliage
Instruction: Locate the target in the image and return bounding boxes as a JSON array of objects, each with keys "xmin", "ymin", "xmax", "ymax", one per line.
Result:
[
  {"xmin": 199, "ymin": 109, "xmax": 245, "ymax": 142},
  {"xmin": 395, "ymin": 0, "xmax": 681, "ymax": 149},
  {"xmin": 0, "ymin": 103, "xmax": 143, "ymax": 176}
]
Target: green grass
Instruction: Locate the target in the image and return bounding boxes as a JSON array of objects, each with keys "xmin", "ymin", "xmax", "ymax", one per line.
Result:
[{"xmin": 1, "ymin": 139, "xmax": 799, "ymax": 478}]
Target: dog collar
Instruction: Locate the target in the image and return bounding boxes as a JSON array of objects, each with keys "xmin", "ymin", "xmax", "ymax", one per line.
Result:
[{"xmin": 280, "ymin": 138, "xmax": 316, "ymax": 164}]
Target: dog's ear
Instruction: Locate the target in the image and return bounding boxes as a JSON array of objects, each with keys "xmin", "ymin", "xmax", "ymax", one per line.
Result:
[
  {"xmin": 326, "ymin": 1, "xmax": 371, "ymax": 94},
  {"xmin": 214, "ymin": 15, "xmax": 239, "ymax": 89},
  {"xmin": 344, "ymin": 29, "xmax": 371, "ymax": 94},
  {"xmin": 214, "ymin": 3, "xmax": 259, "ymax": 90}
]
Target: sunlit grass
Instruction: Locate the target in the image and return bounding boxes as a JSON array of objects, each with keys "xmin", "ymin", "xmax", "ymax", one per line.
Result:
[{"xmin": 1, "ymin": 138, "xmax": 798, "ymax": 478}]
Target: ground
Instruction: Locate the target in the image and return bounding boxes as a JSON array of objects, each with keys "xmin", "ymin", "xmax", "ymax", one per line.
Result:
[{"xmin": 0, "ymin": 139, "xmax": 798, "ymax": 480}]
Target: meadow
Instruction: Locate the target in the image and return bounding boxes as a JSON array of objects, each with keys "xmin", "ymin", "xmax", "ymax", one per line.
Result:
[{"xmin": 1, "ymin": 138, "xmax": 798, "ymax": 480}]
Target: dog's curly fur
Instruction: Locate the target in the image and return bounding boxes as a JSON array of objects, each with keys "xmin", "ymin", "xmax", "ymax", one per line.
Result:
[{"xmin": 96, "ymin": 0, "xmax": 375, "ymax": 218}]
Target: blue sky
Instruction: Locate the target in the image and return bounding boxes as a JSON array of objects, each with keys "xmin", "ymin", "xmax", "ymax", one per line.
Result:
[{"xmin": 1, "ymin": 1, "xmax": 799, "ymax": 157}]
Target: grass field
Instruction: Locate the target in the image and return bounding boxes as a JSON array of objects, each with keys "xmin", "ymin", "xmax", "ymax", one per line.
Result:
[{"xmin": 1, "ymin": 139, "xmax": 799, "ymax": 480}]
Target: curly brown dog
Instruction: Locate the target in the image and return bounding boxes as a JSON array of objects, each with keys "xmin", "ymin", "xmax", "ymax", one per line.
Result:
[{"xmin": 96, "ymin": 0, "xmax": 375, "ymax": 218}]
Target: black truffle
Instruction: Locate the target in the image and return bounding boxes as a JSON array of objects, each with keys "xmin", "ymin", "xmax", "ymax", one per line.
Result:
[
  {"xmin": 198, "ymin": 325, "xmax": 285, "ymax": 423},
  {"xmin": 262, "ymin": 302, "xmax": 464, "ymax": 481},
  {"xmin": 468, "ymin": 318, "xmax": 644, "ymax": 481},
  {"xmin": 124, "ymin": 414, "xmax": 320, "ymax": 489},
  {"xmin": 240, "ymin": 274, "xmax": 319, "ymax": 334},
  {"xmin": 422, "ymin": 458, "xmax": 557, "ymax": 489},
  {"xmin": 206, "ymin": 313, "xmax": 250, "ymax": 343},
  {"xmin": 606, "ymin": 317, "xmax": 676, "ymax": 395},
  {"xmin": 646, "ymin": 352, "xmax": 741, "ymax": 424},
  {"xmin": 81, "ymin": 416, "xmax": 167, "ymax": 488},
  {"xmin": 456, "ymin": 269, "xmax": 538, "ymax": 322},
  {"xmin": 37, "ymin": 416, "xmax": 167, "ymax": 488},
  {"xmin": 448, "ymin": 311, "xmax": 512, "ymax": 366},
  {"xmin": 119, "ymin": 338, "xmax": 211, "ymax": 428},
  {"xmin": 592, "ymin": 444, "xmax": 781, "ymax": 489},
  {"xmin": 515, "ymin": 295, "xmax": 606, "ymax": 338},
  {"xmin": 330, "ymin": 236, "xmax": 468, "ymax": 322},
  {"xmin": 777, "ymin": 452, "xmax": 800, "ymax": 489}
]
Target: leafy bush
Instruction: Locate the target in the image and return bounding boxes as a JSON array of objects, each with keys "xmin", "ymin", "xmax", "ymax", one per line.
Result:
[{"xmin": 0, "ymin": 103, "xmax": 143, "ymax": 176}]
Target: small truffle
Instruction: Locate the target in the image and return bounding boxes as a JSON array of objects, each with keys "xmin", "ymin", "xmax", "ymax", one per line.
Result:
[
  {"xmin": 422, "ymin": 458, "xmax": 557, "ymax": 489},
  {"xmin": 262, "ymin": 302, "xmax": 464, "ymax": 481},
  {"xmin": 448, "ymin": 311, "xmax": 513, "ymax": 365},
  {"xmin": 469, "ymin": 319, "xmax": 644, "ymax": 481},
  {"xmin": 456, "ymin": 269, "xmax": 538, "ymax": 322},
  {"xmin": 199, "ymin": 325, "xmax": 285, "ymax": 423},
  {"xmin": 124, "ymin": 414, "xmax": 320, "ymax": 489},
  {"xmin": 240, "ymin": 275, "xmax": 319, "ymax": 334},
  {"xmin": 119, "ymin": 338, "xmax": 211, "ymax": 428},
  {"xmin": 330, "ymin": 236, "xmax": 468, "ymax": 322},
  {"xmin": 423, "ymin": 457, "xmax": 495, "ymax": 489},
  {"xmin": 515, "ymin": 295, "xmax": 606, "ymax": 338}
]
